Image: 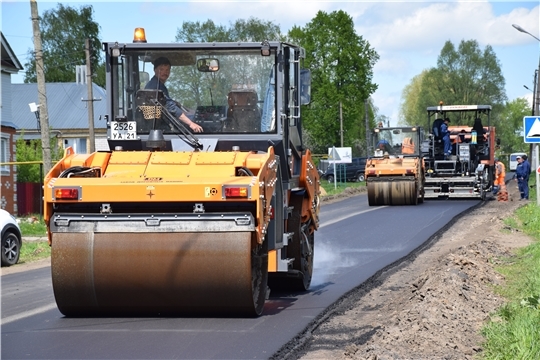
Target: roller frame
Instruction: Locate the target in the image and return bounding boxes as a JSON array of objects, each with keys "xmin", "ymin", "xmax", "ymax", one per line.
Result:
[{"xmin": 51, "ymin": 212, "xmax": 256, "ymax": 233}]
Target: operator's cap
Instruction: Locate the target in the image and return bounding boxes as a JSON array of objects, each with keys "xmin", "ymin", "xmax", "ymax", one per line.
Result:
[
  {"xmin": 444, "ymin": 117, "xmax": 450, "ymax": 122},
  {"xmin": 516, "ymin": 155, "xmax": 522, "ymax": 159},
  {"xmin": 153, "ymin": 56, "xmax": 171, "ymax": 70},
  {"xmin": 495, "ymin": 157, "xmax": 499, "ymax": 162}
]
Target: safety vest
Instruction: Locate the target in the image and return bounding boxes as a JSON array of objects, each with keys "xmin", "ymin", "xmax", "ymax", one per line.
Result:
[
  {"xmin": 495, "ymin": 161, "xmax": 505, "ymax": 185},
  {"xmin": 402, "ymin": 137, "xmax": 414, "ymax": 154}
]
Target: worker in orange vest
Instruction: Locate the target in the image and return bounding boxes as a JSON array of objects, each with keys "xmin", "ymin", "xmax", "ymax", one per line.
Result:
[
  {"xmin": 401, "ymin": 137, "xmax": 415, "ymax": 154},
  {"xmin": 493, "ymin": 158, "xmax": 507, "ymax": 201}
]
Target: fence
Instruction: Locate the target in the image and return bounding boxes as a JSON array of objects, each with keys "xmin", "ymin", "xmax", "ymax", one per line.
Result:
[
  {"xmin": 0, "ymin": 161, "xmax": 43, "ymax": 217},
  {"xmin": 17, "ymin": 182, "xmax": 42, "ymax": 216}
]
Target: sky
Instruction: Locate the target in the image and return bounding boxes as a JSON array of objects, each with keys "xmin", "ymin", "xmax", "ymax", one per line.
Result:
[{"xmin": 2, "ymin": 0, "xmax": 539, "ymax": 126}]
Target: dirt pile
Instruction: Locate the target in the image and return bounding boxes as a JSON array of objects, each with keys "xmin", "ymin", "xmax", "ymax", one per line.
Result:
[{"xmin": 292, "ymin": 183, "xmax": 533, "ymax": 360}]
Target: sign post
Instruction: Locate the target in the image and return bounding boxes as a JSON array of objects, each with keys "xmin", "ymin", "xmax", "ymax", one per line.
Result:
[
  {"xmin": 329, "ymin": 147, "xmax": 340, "ymax": 189},
  {"xmin": 523, "ymin": 116, "xmax": 540, "ymax": 205},
  {"xmin": 327, "ymin": 147, "xmax": 351, "ymax": 190}
]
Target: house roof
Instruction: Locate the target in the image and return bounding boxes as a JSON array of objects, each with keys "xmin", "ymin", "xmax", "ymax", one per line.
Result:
[
  {"xmin": 1, "ymin": 121, "xmax": 18, "ymax": 130},
  {"xmin": 11, "ymin": 82, "xmax": 108, "ymax": 131},
  {"xmin": 1, "ymin": 32, "xmax": 23, "ymax": 73}
]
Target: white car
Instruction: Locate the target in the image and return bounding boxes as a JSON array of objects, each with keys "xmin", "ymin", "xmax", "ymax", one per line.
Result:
[{"xmin": 1, "ymin": 209, "xmax": 22, "ymax": 266}]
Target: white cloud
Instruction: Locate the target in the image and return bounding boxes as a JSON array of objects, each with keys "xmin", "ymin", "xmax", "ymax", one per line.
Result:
[
  {"xmin": 356, "ymin": 2, "xmax": 538, "ymax": 51},
  {"xmin": 489, "ymin": 6, "xmax": 540, "ymax": 46},
  {"xmin": 143, "ymin": 1, "xmax": 336, "ymax": 32}
]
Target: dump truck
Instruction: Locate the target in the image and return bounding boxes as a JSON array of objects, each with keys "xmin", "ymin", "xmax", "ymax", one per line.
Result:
[
  {"xmin": 365, "ymin": 126, "xmax": 426, "ymax": 205},
  {"xmin": 423, "ymin": 103, "xmax": 498, "ymax": 200},
  {"xmin": 43, "ymin": 30, "xmax": 320, "ymax": 317}
]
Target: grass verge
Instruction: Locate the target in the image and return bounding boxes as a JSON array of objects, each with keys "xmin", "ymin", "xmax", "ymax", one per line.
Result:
[
  {"xmin": 320, "ymin": 180, "xmax": 364, "ymax": 196},
  {"xmin": 481, "ymin": 190, "xmax": 540, "ymax": 359},
  {"xmin": 16, "ymin": 215, "xmax": 50, "ymax": 264},
  {"xmin": 20, "ymin": 241, "xmax": 51, "ymax": 264},
  {"xmin": 18, "ymin": 215, "xmax": 47, "ymax": 236}
]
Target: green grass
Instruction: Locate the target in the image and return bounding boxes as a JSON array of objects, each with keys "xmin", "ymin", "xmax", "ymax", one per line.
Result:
[
  {"xmin": 481, "ymin": 188, "xmax": 540, "ymax": 360},
  {"xmin": 19, "ymin": 241, "xmax": 51, "ymax": 264},
  {"xmin": 320, "ymin": 179, "xmax": 364, "ymax": 196},
  {"xmin": 17, "ymin": 215, "xmax": 50, "ymax": 264},
  {"xmin": 18, "ymin": 215, "xmax": 47, "ymax": 236}
]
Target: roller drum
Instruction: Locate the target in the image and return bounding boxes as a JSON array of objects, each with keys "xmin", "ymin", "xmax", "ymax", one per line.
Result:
[
  {"xmin": 51, "ymin": 231, "xmax": 267, "ymax": 317},
  {"xmin": 367, "ymin": 179, "xmax": 417, "ymax": 206}
]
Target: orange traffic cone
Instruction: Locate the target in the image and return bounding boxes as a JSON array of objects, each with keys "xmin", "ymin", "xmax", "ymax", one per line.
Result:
[{"xmin": 497, "ymin": 184, "xmax": 508, "ymax": 202}]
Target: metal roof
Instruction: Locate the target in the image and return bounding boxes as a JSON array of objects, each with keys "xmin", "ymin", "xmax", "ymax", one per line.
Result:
[
  {"xmin": 11, "ymin": 82, "xmax": 108, "ymax": 131},
  {"xmin": 1, "ymin": 32, "xmax": 23, "ymax": 72},
  {"xmin": 0, "ymin": 121, "xmax": 18, "ymax": 130}
]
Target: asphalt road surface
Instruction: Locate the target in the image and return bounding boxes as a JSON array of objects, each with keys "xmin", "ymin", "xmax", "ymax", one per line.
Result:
[{"xmin": 1, "ymin": 194, "xmax": 478, "ymax": 359}]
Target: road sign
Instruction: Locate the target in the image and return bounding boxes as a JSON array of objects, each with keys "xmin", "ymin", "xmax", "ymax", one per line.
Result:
[
  {"xmin": 327, "ymin": 147, "xmax": 352, "ymax": 163},
  {"xmin": 328, "ymin": 147, "xmax": 341, "ymax": 162},
  {"xmin": 523, "ymin": 116, "xmax": 540, "ymax": 143},
  {"xmin": 538, "ymin": 166, "xmax": 540, "ymax": 174}
]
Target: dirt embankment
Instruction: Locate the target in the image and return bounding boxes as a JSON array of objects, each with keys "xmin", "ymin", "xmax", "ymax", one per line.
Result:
[{"xmin": 287, "ymin": 183, "xmax": 532, "ymax": 360}]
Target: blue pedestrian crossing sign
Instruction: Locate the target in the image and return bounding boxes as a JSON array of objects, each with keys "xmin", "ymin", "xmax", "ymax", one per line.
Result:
[{"xmin": 524, "ymin": 116, "xmax": 540, "ymax": 143}]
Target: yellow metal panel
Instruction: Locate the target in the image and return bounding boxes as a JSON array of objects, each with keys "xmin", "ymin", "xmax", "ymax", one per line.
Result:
[
  {"xmin": 109, "ymin": 151, "xmax": 151, "ymax": 165},
  {"xmin": 99, "ymin": 150, "xmax": 150, "ymax": 178},
  {"xmin": 244, "ymin": 154, "xmax": 267, "ymax": 173},
  {"xmin": 65, "ymin": 154, "xmax": 94, "ymax": 168},
  {"xmin": 268, "ymin": 250, "xmax": 277, "ymax": 272},
  {"xmin": 195, "ymin": 152, "xmax": 237, "ymax": 165},
  {"xmin": 150, "ymin": 152, "xmax": 193, "ymax": 165},
  {"xmin": 103, "ymin": 164, "xmax": 148, "ymax": 178},
  {"xmin": 144, "ymin": 164, "xmax": 235, "ymax": 179}
]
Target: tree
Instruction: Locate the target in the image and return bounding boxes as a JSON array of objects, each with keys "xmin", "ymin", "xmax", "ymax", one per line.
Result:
[
  {"xmin": 497, "ymin": 98, "xmax": 531, "ymax": 155},
  {"xmin": 16, "ymin": 135, "xmax": 62, "ymax": 183},
  {"xmin": 437, "ymin": 40, "xmax": 506, "ymax": 106},
  {"xmin": 287, "ymin": 10, "xmax": 379, "ymax": 154},
  {"xmin": 400, "ymin": 39, "xmax": 507, "ymax": 127},
  {"xmin": 399, "ymin": 71, "xmax": 428, "ymax": 126},
  {"xmin": 24, "ymin": 4, "xmax": 104, "ymax": 87},
  {"xmin": 175, "ymin": 17, "xmax": 284, "ymax": 43},
  {"xmin": 228, "ymin": 17, "xmax": 285, "ymax": 42}
]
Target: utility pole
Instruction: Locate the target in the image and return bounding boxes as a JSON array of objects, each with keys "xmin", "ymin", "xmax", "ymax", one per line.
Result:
[
  {"xmin": 339, "ymin": 101, "xmax": 343, "ymax": 147},
  {"xmin": 30, "ymin": 0, "xmax": 51, "ymax": 175},
  {"xmin": 365, "ymin": 98, "xmax": 370, "ymax": 156},
  {"xmin": 535, "ymin": 58, "xmax": 540, "ymax": 206},
  {"xmin": 84, "ymin": 38, "xmax": 96, "ymax": 153},
  {"xmin": 512, "ymin": 23, "xmax": 540, "ymax": 205}
]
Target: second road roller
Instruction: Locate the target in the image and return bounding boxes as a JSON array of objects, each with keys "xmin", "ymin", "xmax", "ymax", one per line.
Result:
[
  {"xmin": 43, "ymin": 29, "xmax": 320, "ymax": 317},
  {"xmin": 365, "ymin": 126, "xmax": 426, "ymax": 206}
]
